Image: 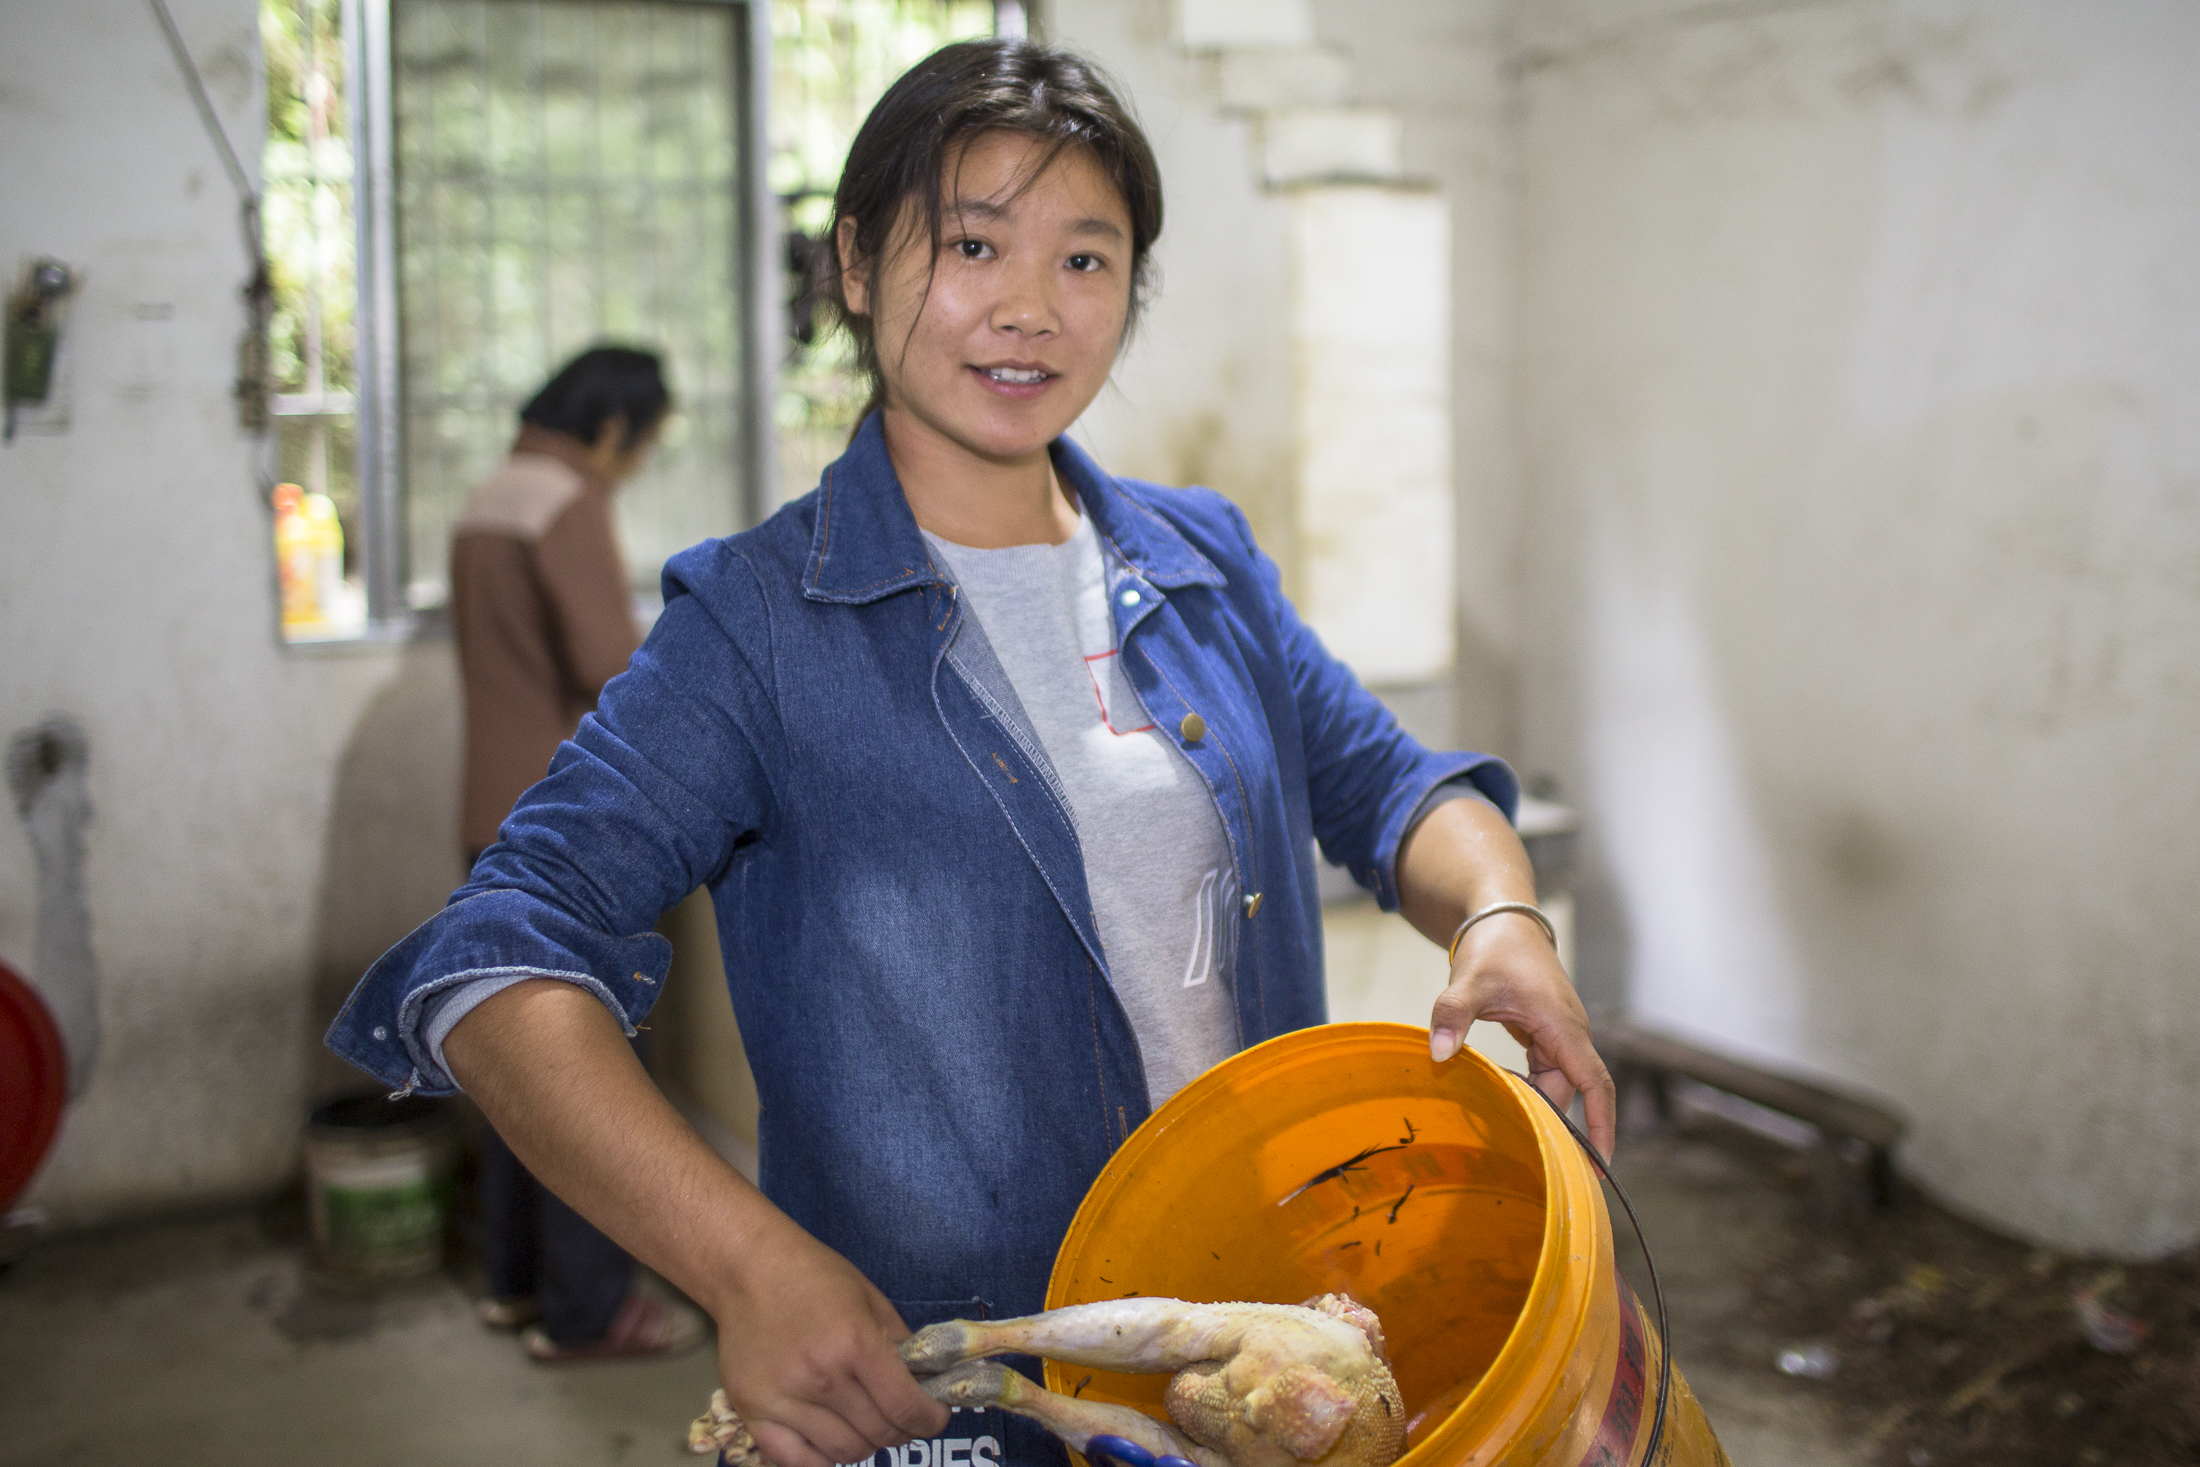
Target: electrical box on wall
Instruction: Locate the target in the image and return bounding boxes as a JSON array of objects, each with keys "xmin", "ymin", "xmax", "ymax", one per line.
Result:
[{"xmin": 4, "ymin": 257, "xmax": 76, "ymax": 441}]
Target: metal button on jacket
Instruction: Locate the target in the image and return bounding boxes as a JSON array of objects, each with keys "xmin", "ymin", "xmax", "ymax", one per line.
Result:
[
  {"xmin": 1242, "ymin": 891, "xmax": 1264, "ymax": 919},
  {"xmin": 1179, "ymin": 712, "xmax": 1206, "ymax": 743}
]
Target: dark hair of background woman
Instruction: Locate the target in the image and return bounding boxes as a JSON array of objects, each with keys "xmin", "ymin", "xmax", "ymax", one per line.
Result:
[
  {"xmin": 820, "ymin": 37, "xmax": 1165, "ymax": 427},
  {"xmin": 519, "ymin": 345, "xmax": 673, "ymax": 450}
]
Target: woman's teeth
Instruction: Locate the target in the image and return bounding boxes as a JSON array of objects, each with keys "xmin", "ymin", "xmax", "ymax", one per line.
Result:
[{"xmin": 984, "ymin": 367, "xmax": 1048, "ymax": 384}]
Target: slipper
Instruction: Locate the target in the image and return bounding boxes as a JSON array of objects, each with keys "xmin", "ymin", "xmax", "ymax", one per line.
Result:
[
  {"xmin": 477, "ymin": 1295, "xmax": 540, "ymax": 1330},
  {"xmin": 522, "ymin": 1288, "xmax": 707, "ymax": 1363}
]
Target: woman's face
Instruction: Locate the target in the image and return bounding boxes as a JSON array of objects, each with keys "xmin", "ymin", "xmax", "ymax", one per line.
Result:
[{"xmin": 842, "ymin": 133, "xmax": 1136, "ymax": 465}]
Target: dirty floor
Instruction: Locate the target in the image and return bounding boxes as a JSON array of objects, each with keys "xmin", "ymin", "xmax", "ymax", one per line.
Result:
[
  {"xmin": 1603, "ymin": 1125, "xmax": 1868, "ymax": 1467},
  {"xmin": 1748, "ymin": 1160, "xmax": 2200, "ymax": 1465},
  {"xmin": 0, "ymin": 1107, "xmax": 1876, "ymax": 1467},
  {"xmin": 0, "ymin": 1200, "xmax": 720, "ymax": 1465}
]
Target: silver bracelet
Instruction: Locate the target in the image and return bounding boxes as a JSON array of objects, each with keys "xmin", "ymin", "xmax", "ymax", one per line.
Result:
[{"xmin": 1447, "ymin": 901, "xmax": 1558, "ymax": 962}]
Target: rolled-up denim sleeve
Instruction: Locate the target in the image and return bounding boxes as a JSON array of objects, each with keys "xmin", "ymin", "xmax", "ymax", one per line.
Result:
[
  {"xmin": 1405, "ymin": 776, "xmax": 1496, "ymax": 834},
  {"xmin": 1226, "ymin": 505, "xmax": 1519, "ymax": 910},
  {"xmin": 326, "ymin": 546, "xmax": 784, "ymax": 1095}
]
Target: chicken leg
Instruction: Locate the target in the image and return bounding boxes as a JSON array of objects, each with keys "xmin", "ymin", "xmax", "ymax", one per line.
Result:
[{"xmin": 928, "ymin": 1360, "xmax": 1229, "ymax": 1467}]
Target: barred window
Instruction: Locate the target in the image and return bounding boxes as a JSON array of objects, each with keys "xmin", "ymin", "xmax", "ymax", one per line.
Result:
[{"xmin": 257, "ymin": 0, "xmax": 1014, "ymax": 641}]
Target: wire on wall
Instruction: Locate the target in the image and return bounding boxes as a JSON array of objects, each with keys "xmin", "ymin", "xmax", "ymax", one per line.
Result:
[{"xmin": 146, "ymin": 0, "xmax": 275, "ymax": 434}]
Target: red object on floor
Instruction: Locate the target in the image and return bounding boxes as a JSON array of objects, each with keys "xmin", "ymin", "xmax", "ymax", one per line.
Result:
[{"xmin": 0, "ymin": 958, "xmax": 67, "ymax": 1212}]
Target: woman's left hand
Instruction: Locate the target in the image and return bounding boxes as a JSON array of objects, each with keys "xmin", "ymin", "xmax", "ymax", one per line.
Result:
[
  {"xmin": 1430, "ymin": 912, "xmax": 1615, "ymax": 1159},
  {"xmin": 1395, "ymin": 794, "xmax": 1617, "ymax": 1160}
]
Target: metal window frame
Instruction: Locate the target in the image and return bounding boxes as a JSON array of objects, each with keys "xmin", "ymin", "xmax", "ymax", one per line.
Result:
[{"xmin": 341, "ymin": 0, "xmax": 777, "ymax": 635}]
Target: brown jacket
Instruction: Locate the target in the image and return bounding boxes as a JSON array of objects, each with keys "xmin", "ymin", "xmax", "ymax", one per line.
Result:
[{"xmin": 450, "ymin": 426, "xmax": 642, "ymax": 850}]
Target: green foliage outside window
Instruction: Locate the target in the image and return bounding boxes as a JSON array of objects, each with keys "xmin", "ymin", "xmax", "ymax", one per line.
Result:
[
  {"xmin": 254, "ymin": 0, "xmax": 999, "ymax": 638},
  {"xmin": 261, "ymin": 0, "xmax": 366, "ymax": 636},
  {"xmin": 262, "ymin": 0, "xmax": 357, "ymax": 402},
  {"xmin": 769, "ymin": 0, "xmax": 994, "ymax": 503}
]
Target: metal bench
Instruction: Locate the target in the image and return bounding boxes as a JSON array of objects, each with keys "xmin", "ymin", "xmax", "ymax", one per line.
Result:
[{"xmin": 1596, "ymin": 1016, "xmax": 1907, "ymax": 1225}]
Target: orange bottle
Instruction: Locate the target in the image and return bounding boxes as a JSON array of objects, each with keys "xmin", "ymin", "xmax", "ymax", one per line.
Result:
[{"xmin": 273, "ymin": 483, "xmax": 318, "ymax": 628}]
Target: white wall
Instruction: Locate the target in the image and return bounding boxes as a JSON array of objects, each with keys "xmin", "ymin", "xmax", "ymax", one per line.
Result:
[
  {"xmin": 0, "ymin": 0, "xmax": 464, "ymax": 1225},
  {"xmin": 1517, "ymin": 0, "xmax": 2200, "ymax": 1256},
  {"xmin": 1305, "ymin": 0, "xmax": 1524, "ymax": 755}
]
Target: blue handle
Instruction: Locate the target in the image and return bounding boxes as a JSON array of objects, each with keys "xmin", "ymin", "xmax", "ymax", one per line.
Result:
[{"xmin": 1085, "ymin": 1437, "xmax": 1157, "ymax": 1467}]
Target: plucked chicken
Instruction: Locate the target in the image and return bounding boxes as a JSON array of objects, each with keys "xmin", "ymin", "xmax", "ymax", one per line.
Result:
[{"xmin": 690, "ymin": 1293, "xmax": 1406, "ymax": 1467}]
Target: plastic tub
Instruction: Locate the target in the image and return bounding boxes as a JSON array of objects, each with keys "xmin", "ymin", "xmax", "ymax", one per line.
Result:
[
  {"xmin": 303, "ymin": 1093, "xmax": 455, "ymax": 1282},
  {"xmin": 1045, "ymin": 1023, "xmax": 1729, "ymax": 1466}
]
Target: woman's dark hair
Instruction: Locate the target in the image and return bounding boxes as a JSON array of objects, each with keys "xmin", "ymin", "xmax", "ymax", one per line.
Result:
[
  {"xmin": 519, "ymin": 345, "xmax": 672, "ymax": 450},
  {"xmin": 822, "ymin": 38, "xmax": 1164, "ymax": 425}
]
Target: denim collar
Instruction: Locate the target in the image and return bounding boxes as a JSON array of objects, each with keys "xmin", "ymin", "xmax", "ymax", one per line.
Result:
[{"xmin": 802, "ymin": 412, "xmax": 1227, "ymax": 605}]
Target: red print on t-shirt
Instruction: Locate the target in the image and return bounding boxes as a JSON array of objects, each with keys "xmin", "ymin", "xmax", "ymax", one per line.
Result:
[{"xmin": 1084, "ymin": 650, "xmax": 1156, "ymax": 736}]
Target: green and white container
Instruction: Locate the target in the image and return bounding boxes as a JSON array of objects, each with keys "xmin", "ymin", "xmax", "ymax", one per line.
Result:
[{"xmin": 304, "ymin": 1093, "xmax": 455, "ymax": 1282}]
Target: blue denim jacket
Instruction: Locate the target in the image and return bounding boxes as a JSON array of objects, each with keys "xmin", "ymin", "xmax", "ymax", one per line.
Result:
[{"xmin": 328, "ymin": 414, "xmax": 1514, "ymax": 1346}]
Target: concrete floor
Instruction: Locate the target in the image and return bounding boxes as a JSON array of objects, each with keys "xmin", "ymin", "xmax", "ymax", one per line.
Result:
[
  {"xmin": 1606, "ymin": 1128, "xmax": 1868, "ymax": 1467},
  {"xmin": 0, "ymin": 1209, "xmax": 720, "ymax": 1465},
  {"xmin": 0, "ymin": 903, "xmax": 1860, "ymax": 1465},
  {"xmin": 0, "ymin": 1118, "xmax": 1862, "ymax": 1467}
]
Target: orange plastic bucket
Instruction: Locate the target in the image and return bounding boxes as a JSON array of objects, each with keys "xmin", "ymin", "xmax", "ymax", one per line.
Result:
[{"xmin": 1043, "ymin": 1023, "xmax": 1729, "ymax": 1467}]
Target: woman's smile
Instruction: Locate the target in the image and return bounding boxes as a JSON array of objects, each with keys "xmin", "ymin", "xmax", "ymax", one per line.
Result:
[{"xmin": 971, "ymin": 360, "xmax": 1058, "ymax": 397}]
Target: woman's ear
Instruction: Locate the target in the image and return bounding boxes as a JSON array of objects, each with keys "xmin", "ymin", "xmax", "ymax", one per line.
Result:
[
  {"xmin": 589, "ymin": 412, "xmax": 629, "ymax": 459},
  {"xmin": 837, "ymin": 217, "xmax": 869, "ymax": 317}
]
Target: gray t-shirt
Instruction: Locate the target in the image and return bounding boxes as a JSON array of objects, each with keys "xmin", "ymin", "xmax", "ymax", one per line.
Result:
[{"xmin": 926, "ymin": 514, "xmax": 1242, "ymax": 1107}]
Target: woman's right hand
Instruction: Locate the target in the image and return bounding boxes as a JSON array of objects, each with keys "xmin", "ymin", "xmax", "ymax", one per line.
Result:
[
  {"xmin": 712, "ymin": 1217, "xmax": 950, "ymax": 1467},
  {"xmin": 442, "ymin": 981, "xmax": 947, "ymax": 1467}
]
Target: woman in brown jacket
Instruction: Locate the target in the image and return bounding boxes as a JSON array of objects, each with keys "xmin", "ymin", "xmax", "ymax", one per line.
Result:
[{"xmin": 448, "ymin": 344, "xmax": 701, "ymax": 1361}]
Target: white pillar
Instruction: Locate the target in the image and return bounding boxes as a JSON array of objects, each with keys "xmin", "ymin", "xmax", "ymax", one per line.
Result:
[
  {"xmin": 1288, "ymin": 185, "xmax": 1454, "ymax": 684},
  {"xmin": 1177, "ymin": 0, "xmax": 1316, "ymax": 49}
]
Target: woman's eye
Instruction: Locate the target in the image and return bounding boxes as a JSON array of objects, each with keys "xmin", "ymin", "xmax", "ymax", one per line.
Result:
[
  {"xmin": 1068, "ymin": 253, "xmax": 1104, "ymax": 273},
  {"xmin": 954, "ymin": 238, "xmax": 993, "ymax": 260}
]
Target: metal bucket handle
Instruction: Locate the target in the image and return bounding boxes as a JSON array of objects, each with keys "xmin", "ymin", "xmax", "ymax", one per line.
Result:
[{"xmin": 1515, "ymin": 1074, "xmax": 1672, "ymax": 1466}]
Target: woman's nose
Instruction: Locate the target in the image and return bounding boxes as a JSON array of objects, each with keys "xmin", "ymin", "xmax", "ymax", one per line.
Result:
[{"xmin": 990, "ymin": 258, "xmax": 1060, "ymax": 336}]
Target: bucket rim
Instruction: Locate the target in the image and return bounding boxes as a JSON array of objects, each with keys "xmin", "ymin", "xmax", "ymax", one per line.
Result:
[{"xmin": 1411, "ymin": 1056, "xmax": 1608, "ymax": 1462}]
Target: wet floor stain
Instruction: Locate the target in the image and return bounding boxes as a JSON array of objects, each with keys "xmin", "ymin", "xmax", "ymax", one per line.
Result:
[{"xmin": 273, "ymin": 1288, "xmax": 378, "ymax": 1343}]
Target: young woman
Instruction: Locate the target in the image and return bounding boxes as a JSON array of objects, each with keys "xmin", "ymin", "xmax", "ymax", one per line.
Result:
[{"xmin": 331, "ymin": 37, "xmax": 1610, "ymax": 1467}]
